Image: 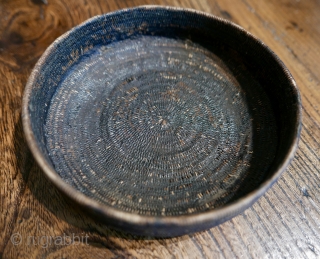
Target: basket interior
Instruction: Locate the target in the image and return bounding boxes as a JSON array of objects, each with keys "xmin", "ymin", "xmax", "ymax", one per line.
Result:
[{"xmin": 28, "ymin": 7, "xmax": 299, "ymax": 217}]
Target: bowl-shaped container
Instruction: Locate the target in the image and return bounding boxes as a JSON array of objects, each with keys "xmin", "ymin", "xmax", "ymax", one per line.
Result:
[{"xmin": 22, "ymin": 6, "xmax": 301, "ymax": 237}]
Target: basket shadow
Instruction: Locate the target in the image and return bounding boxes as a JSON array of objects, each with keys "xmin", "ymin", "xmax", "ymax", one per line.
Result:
[{"xmin": 13, "ymin": 118, "xmax": 165, "ymax": 249}]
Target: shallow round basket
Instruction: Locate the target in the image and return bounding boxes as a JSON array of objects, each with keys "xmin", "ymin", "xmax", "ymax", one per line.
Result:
[{"xmin": 22, "ymin": 6, "xmax": 301, "ymax": 237}]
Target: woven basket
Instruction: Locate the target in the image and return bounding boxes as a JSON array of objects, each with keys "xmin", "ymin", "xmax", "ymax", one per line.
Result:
[{"xmin": 22, "ymin": 6, "xmax": 301, "ymax": 237}]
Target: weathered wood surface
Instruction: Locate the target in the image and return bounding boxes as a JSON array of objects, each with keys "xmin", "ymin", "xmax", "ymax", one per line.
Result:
[{"xmin": 0, "ymin": 0, "xmax": 319, "ymax": 258}]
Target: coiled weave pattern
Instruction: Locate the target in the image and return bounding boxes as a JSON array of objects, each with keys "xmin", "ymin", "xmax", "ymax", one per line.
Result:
[{"xmin": 45, "ymin": 36, "xmax": 277, "ymax": 216}]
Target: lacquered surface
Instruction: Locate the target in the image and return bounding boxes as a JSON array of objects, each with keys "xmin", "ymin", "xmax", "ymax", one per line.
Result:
[{"xmin": 0, "ymin": 0, "xmax": 319, "ymax": 258}]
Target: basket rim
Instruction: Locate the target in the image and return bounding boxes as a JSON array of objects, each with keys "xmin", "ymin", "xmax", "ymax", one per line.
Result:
[{"xmin": 22, "ymin": 5, "xmax": 302, "ymax": 233}]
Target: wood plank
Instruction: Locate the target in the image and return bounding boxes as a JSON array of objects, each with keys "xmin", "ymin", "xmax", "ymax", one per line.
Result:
[{"xmin": 0, "ymin": 0, "xmax": 319, "ymax": 258}]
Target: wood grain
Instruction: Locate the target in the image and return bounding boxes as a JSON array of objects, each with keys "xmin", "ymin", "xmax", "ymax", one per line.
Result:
[{"xmin": 0, "ymin": 0, "xmax": 319, "ymax": 258}]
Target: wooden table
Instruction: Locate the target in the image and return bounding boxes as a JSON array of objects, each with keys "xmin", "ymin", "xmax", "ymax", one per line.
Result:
[{"xmin": 0, "ymin": 0, "xmax": 319, "ymax": 258}]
